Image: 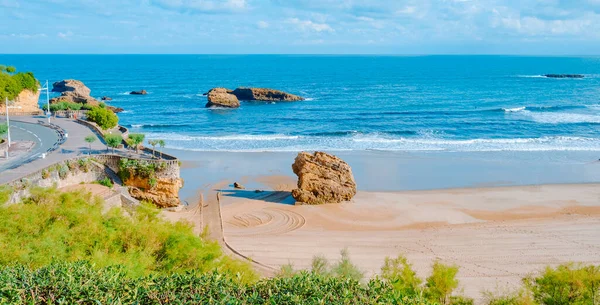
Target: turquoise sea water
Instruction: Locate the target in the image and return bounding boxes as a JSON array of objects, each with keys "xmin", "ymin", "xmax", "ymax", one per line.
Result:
[{"xmin": 2, "ymin": 55, "xmax": 600, "ymax": 152}]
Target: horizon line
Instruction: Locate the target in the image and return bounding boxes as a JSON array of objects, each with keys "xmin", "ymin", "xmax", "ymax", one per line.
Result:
[{"xmin": 1, "ymin": 53, "xmax": 600, "ymax": 57}]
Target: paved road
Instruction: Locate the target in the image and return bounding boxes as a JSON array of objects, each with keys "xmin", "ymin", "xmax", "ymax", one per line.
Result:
[
  {"xmin": 0, "ymin": 116, "xmax": 107, "ymax": 184},
  {"xmin": 0, "ymin": 120, "xmax": 60, "ymax": 172}
]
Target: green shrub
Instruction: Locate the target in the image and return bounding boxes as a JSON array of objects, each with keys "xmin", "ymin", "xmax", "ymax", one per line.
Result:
[
  {"xmin": 104, "ymin": 134, "xmax": 122, "ymax": 153},
  {"xmin": 12, "ymin": 71, "xmax": 38, "ymax": 93},
  {"xmin": 381, "ymin": 254, "xmax": 423, "ymax": 297},
  {"xmin": 98, "ymin": 177, "xmax": 113, "ymax": 188},
  {"xmin": 425, "ymin": 260, "xmax": 460, "ymax": 305},
  {"xmin": 0, "ymin": 187, "xmax": 256, "ymax": 281},
  {"xmin": 0, "ymin": 263, "xmax": 438, "ymax": 305},
  {"xmin": 58, "ymin": 164, "xmax": 69, "ymax": 179},
  {"xmin": 0, "ymin": 185, "xmax": 11, "ymax": 205},
  {"xmin": 484, "ymin": 290, "xmax": 536, "ymax": 305},
  {"xmin": 331, "ymin": 248, "xmax": 364, "ymax": 281},
  {"xmin": 0, "ymin": 123, "xmax": 7, "ymax": 138},
  {"xmin": 87, "ymin": 106, "xmax": 118, "ymax": 130},
  {"xmin": 311, "ymin": 254, "xmax": 330, "ymax": 276},
  {"xmin": 524, "ymin": 263, "xmax": 600, "ymax": 305},
  {"xmin": 41, "ymin": 169, "xmax": 49, "ymax": 179}
]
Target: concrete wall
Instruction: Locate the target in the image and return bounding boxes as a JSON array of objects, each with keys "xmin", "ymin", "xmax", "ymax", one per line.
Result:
[{"xmin": 6, "ymin": 157, "xmax": 110, "ymax": 204}]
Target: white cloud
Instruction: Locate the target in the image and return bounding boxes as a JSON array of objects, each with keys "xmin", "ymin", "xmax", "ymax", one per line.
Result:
[
  {"xmin": 257, "ymin": 20, "xmax": 269, "ymax": 29},
  {"xmin": 151, "ymin": 0, "xmax": 247, "ymax": 13},
  {"xmin": 57, "ymin": 31, "xmax": 73, "ymax": 39},
  {"xmin": 287, "ymin": 18, "xmax": 334, "ymax": 32}
]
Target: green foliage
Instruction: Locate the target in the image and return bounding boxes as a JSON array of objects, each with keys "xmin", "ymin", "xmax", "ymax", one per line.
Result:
[
  {"xmin": 87, "ymin": 106, "xmax": 118, "ymax": 130},
  {"xmin": 58, "ymin": 164, "xmax": 69, "ymax": 179},
  {"xmin": 84, "ymin": 135, "xmax": 96, "ymax": 144},
  {"xmin": 77, "ymin": 157, "xmax": 91, "ymax": 172},
  {"xmin": 0, "ymin": 188, "xmax": 256, "ymax": 281},
  {"xmin": 118, "ymin": 158, "xmax": 166, "ymax": 185},
  {"xmin": 381, "ymin": 254, "xmax": 423, "ymax": 297},
  {"xmin": 98, "ymin": 177, "xmax": 113, "ymax": 188},
  {"xmin": 331, "ymin": 248, "xmax": 364, "ymax": 282},
  {"xmin": 425, "ymin": 260, "xmax": 460, "ymax": 305},
  {"xmin": 484, "ymin": 290, "xmax": 536, "ymax": 305},
  {"xmin": 0, "ymin": 66, "xmax": 38, "ymax": 101},
  {"xmin": 311, "ymin": 254, "xmax": 330, "ymax": 276},
  {"xmin": 12, "ymin": 71, "xmax": 38, "ymax": 93},
  {"xmin": 524, "ymin": 263, "xmax": 600, "ymax": 305},
  {"xmin": 0, "ymin": 263, "xmax": 438, "ymax": 305},
  {"xmin": 128, "ymin": 133, "xmax": 145, "ymax": 153},
  {"xmin": 41, "ymin": 169, "xmax": 50, "ymax": 179},
  {"xmin": 104, "ymin": 134, "xmax": 122, "ymax": 153},
  {"xmin": 0, "ymin": 185, "xmax": 11, "ymax": 205},
  {"xmin": 0, "ymin": 123, "xmax": 7, "ymax": 137}
]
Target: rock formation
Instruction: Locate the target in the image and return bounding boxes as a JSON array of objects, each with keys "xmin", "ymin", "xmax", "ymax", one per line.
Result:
[
  {"xmin": 130, "ymin": 90, "xmax": 147, "ymax": 95},
  {"xmin": 234, "ymin": 182, "xmax": 245, "ymax": 189},
  {"xmin": 50, "ymin": 79, "xmax": 122, "ymax": 113},
  {"xmin": 126, "ymin": 175, "xmax": 183, "ymax": 208},
  {"xmin": 291, "ymin": 151, "xmax": 357, "ymax": 205},
  {"xmin": 205, "ymin": 88, "xmax": 240, "ymax": 108},
  {"xmin": 232, "ymin": 87, "xmax": 304, "ymax": 101},
  {"xmin": 102, "ymin": 96, "xmax": 112, "ymax": 101},
  {"xmin": 13, "ymin": 89, "xmax": 41, "ymax": 113},
  {"xmin": 52, "ymin": 79, "xmax": 92, "ymax": 97},
  {"xmin": 544, "ymin": 74, "xmax": 584, "ymax": 79}
]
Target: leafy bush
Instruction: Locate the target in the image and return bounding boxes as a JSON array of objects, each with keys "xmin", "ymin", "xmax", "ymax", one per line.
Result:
[
  {"xmin": 0, "ymin": 185, "xmax": 11, "ymax": 205},
  {"xmin": 87, "ymin": 106, "xmax": 118, "ymax": 130},
  {"xmin": 0, "ymin": 67, "xmax": 38, "ymax": 101},
  {"xmin": 0, "ymin": 262, "xmax": 439, "ymax": 305},
  {"xmin": 58, "ymin": 164, "xmax": 69, "ymax": 179},
  {"xmin": 331, "ymin": 248, "xmax": 364, "ymax": 281},
  {"xmin": 0, "ymin": 187, "xmax": 256, "ymax": 281},
  {"xmin": 524, "ymin": 263, "xmax": 600, "ymax": 305},
  {"xmin": 484, "ymin": 290, "xmax": 535, "ymax": 305},
  {"xmin": 0, "ymin": 123, "xmax": 7, "ymax": 138},
  {"xmin": 98, "ymin": 177, "xmax": 113, "ymax": 188},
  {"xmin": 381, "ymin": 254, "xmax": 423, "ymax": 297},
  {"xmin": 425, "ymin": 260, "xmax": 461, "ymax": 305},
  {"xmin": 41, "ymin": 169, "xmax": 49, "ymax": 179}
]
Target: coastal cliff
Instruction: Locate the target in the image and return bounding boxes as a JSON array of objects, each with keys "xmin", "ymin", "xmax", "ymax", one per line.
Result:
[
  {"xmin": 116, "ymin": 158, "xmax": 183, "ymax": 208},
  {"xmin": 14, "ymin": 89, "xmax": 41, "ymax": 112}
]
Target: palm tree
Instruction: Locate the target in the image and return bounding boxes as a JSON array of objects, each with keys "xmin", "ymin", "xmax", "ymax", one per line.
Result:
[
  {"xmin": 158, "ymin": 139, "xmax": 166, "ymax": 159},
  {"xmin": 84, "ymin": 135, "xmax": 96, "ymax": 155},
  {"xmin": 148, "ymin": 140, "xmax": 158, "ymax": 158}
]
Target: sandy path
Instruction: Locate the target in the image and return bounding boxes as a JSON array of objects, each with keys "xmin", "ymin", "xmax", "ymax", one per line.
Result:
[{"xmin": 221, "ymin": 183, "xmax": 600, "ymax": 301}]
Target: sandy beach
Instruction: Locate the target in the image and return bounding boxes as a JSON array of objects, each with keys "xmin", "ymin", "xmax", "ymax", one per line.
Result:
[{"xmin": 161, "ymin": 148, "xmax": 600, "ymax": 301}]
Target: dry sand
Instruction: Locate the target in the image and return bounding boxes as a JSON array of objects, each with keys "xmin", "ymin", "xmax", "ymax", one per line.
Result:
[{"xmin": 218, "ymin": 183, "xmax": 600, "ymax": 301}]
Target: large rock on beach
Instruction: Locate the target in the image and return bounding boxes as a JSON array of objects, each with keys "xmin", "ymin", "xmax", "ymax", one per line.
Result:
[
  {"xmin": 291, "ymin": 151, "xmax": 357, "ymax": 205},
  {"xmin": 232, "ymin": 87, "xmax": 304, "ymax": 101},
  {"xmin": 205, "ymin": 88, "xmax": 240, "ymax": 108}
]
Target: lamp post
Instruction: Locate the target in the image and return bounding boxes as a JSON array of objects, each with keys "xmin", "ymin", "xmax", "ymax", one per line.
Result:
[
  {"xmin": 5, "ymin": 97, "xmax": 10, "ymax": 148},
  {"xmin": 40, "ymin": 80, "xmax": 51, "ymax": 123}
]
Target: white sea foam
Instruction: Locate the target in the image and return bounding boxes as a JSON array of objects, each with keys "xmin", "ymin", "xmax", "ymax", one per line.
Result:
[
  {"xmin": 520, "ymin": 110, "xmax": 600, "ymax": 124},
  {"xmin": 503, "ymin": 106, "xmax": 526, "ymax": 112},
  {"xmin": 146, "ymin": 132, "xmax": 600, "ymax": 152},
  {"xmin": 131, "ymin": 124, "xmax": 143, "ymax": 128},
  {"xmin": 516, "ymin": 75, "xmax": 545, "ymax": 78}
]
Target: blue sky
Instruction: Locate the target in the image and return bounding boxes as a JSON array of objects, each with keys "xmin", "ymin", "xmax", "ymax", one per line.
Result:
[{"xmin": 1, "ymin": 0, "xmax": 599, "ymax": 54}]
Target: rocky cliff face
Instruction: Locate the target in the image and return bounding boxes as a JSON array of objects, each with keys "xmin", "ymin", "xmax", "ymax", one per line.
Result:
[
  {"xmin": 13, "ymin": 89, "xmax": 41, "ymax": 112},
  {"xmin": 50, "ymin": 79, "xmax": 122, "ymax": 113},
  {"xmin": 126, "ymin": 175, "xmax": 183, "ymax": 208},
  {"xmin": 291, "ymin": 151, "xmax": 357, "ymax": 205},
  {"xmin": 232, "ymin": 88, "xmax": 304, "ymax": 101},
  {"xmin": 205, "ymin": 88, "xmax": 240, "ymax": 108}
]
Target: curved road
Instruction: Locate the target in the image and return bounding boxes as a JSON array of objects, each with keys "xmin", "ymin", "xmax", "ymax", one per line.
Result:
[{"xmin": 0, "ymin": 120, "xmax": 59, "ymax": 172}]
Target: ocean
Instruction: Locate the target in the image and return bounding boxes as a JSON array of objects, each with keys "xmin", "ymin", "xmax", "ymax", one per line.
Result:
[{"xmin": 2, "ymin": 55, "xmax": 600, "ymax": 152}]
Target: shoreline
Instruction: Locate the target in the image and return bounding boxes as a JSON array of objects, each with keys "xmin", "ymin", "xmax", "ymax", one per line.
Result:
[{"xmin": 165, "ymin": 148, "xmax": 600, "ymax": 204}]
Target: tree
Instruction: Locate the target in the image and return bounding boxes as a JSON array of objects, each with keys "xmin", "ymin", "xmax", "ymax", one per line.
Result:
[
  {"xmin": 0, "ymin": 123, "xmax": 7, "ymax": 141},
  {"xmin": 158, "ymin": 139, "xmax": 166, "ymax": 159},
  {"xmin": 104, "ymin": 134, "xmax": 122, "ymax": 154},
  {"xmin": 425, "ymin": 260, "xmax": 459, "ymax": 305},
  {"xmin": 148, "ymin": 140, "xmax": 158, "ymax": 158},
  {"xmin": 84, "ymin": 135, "xmax": 96, "ymax": 155},
  {"xmin": 87, "ymin": 106, "xmax": 118, "ymax": 130},
  {"xmin": 128, "ymin": 133, "xmax": 145, "ymax": 154},
  {"xmin": 5, "ymin": 66, "xmax": 16, "ymax": 74}
]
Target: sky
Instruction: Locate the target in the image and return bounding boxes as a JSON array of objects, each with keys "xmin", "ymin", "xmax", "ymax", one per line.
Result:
[{"xmin": 1, "ymin": 0, "xmax": 600, "ymax": 54}]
